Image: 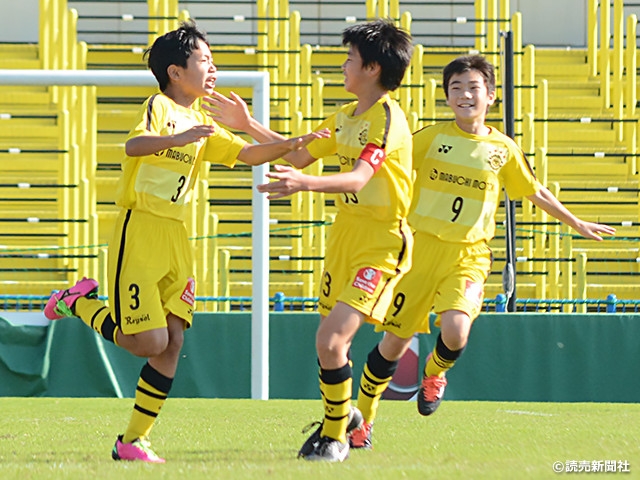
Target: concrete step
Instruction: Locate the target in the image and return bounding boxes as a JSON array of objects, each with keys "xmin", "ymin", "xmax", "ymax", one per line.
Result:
[
  {"xmin": 547, "ymin": 127, "xmax": 616, "ymax": 145},
  {"xmin": 535, "ymin": 48, "xmax": 589, "ymax": 65},
  {"xmin": 547, "ymin": 94, "xmax": 605, "ymax": 112}
]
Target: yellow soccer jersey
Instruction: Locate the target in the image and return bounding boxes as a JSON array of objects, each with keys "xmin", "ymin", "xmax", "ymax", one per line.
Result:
[
  {"xmin": 306, "ymin": 94, "xmax": 413, "ymax": 222},
  {"xmin": 409, "ymin": 121, "xmax": 541, "ymax": 244},
  {"xmin": 115, "ymin": 94, "xmax": 247, "ymax": 221}
]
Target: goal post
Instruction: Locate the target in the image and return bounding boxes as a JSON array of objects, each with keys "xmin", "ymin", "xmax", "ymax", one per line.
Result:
[{"xmin": 0, "ymin": 69, "xmax": 272, "ymax": 400}]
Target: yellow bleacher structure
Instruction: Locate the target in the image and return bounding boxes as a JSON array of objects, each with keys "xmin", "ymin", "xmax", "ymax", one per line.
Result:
[
  {"xmin": 0, "ymin": 10, "xmax": 99, "ymax": 297},
  {"xmin": 2, "ymin": 0, "xmax": 639, "ymax": 309}
]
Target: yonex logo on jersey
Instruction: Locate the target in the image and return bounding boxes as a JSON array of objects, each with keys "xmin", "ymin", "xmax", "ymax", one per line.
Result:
[
  {"xmin": 438, "ymin": 144, "xmax": 453, "ymax": 153},
  {"xmin": 352, "ymin": 267, "xmax": 382, "ymax": 294}
]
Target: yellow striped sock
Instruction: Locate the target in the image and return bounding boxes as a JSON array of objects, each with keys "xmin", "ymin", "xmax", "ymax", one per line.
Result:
[
  {"xmin": 123, "ymin": 363, "xmax": 172, "ymax": 443},
  {"xmin": 74, "ymin": 297, "xmax": 119, "ymax": 344},
  {"xmin": 319, "ymin": 364, "xmax": 352, "ymax": 443}
]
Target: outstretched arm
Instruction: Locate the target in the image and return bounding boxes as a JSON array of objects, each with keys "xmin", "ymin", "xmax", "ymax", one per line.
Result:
[
  {"xmin": 256, "ymin": 160, "xmax": 375, "ymax": 200},
  {"xmin": 527, "ymin": 186, "xmax": 616, "ymax": 241},
  {"xmin": 125, "ymin": 125, "xmax": 217, "ymax": 157},
  {"xmin": 237, "ymin": 128, "xmax": 330, "ymax": 166},
  {"xmin": 203, "ymin": 91, "xmax": 318, "ymax": 169}
]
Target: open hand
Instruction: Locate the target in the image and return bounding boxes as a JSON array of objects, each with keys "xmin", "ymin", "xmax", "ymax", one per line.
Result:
[
  {"xmin": 289, "ymin": 128, "xmax": 331, "ymax": 151},
  {"xmin": 173, "ymin": 125, "xmax": 216, "ymax": 146},
  {"xmin": 202, "ymin": 91, "xmax": 251, "ymax": 130},
  {"xmin": 573, "ymin": 220, "xmax": 616, "ymax": 241},
  {"xmin": 256, "ymin": 164, "xmax": 307, "ymax": 200}
]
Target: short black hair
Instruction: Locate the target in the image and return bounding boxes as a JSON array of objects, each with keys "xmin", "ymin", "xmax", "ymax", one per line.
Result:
[
  {"xmin": 342, "ymin": 19, "xmax": 413, "ymax": 91},
  {"xmin": 144, "ymin": 20, "xmax": 209, "ymax": 91},
  {"xmin": 443, "ymin": 55, "xmax": 496, "ymax": 99}
]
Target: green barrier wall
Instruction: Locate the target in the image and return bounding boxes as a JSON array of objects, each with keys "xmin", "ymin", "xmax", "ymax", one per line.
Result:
[{"xmin": 1, "ymin": 312, "xmax": 639, "ymax": 402}]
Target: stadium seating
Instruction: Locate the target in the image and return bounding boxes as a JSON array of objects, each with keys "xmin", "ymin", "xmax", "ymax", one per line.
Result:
[
  {"xmin": 0, "ymin": 24, "xmax": 100, "ymax": 295},
  {"xmin": 2, "ymin": 0, "xmax": 640, "ymax": 309}
]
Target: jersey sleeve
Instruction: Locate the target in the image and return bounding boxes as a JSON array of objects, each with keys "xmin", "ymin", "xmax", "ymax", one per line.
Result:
[
  {"xmin": 126, "ymin": 94, "xmax": 166, "ymax": 141},
  {"xmin": 411, "ymin": 125, "xmax": 436, "ymax": 172},
  {"xmin": 305, "ymin": 113, "xmax": 337, "ymax": 160},
  {"xmin": 202, "ymin": 123, "xmax": 247, "ymax": 168},
  {"xmin": 500, "ymin": 145, "xmax": 542, "ymax": 199}
]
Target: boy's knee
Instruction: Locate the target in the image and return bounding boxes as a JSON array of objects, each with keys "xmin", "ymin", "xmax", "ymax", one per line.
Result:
[
  {"xmin": 379, "ymin": 332, "xmax": 412, "ymax": 361},
  {"xmin": 128, "ymin": 330, "xmax": 169, "ymax": 357},
  {"xmin": 167, "ymin": 329, "xmax": 184, "ymax": 352}
]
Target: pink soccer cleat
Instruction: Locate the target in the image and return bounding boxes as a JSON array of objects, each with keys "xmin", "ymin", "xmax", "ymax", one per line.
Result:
[
  {"xmin": 43, "ymin": 277, "xmax": 99, "ymax": 320},
  {"xmin": 112, "ymin": 435, "xmax": 165, "ymax": 463}
]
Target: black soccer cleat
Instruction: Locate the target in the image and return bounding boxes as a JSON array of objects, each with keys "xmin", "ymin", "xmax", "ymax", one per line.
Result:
[{"xmin": 297, "ymin": 405, "xmax": 363, "ymax": 458}]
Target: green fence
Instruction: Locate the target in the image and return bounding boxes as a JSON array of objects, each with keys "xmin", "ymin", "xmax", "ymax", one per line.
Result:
[{"xmin": 1, "ymin": 312, "xmax": 639, "ymax": 402}]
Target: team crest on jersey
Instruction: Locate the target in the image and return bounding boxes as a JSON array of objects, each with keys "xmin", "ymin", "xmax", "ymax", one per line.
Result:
[
  {"xmin": 180, "ymin": 277, "xmax": 196, "ymax": 306},
  {"xmin": 487, "ymin": 147, "xmax": 508, "ymax": 171},
  {"xmin": 353, "ymin": 267, "xmax": 382, "ymax": 294},
  {"xmin": 358, "ymin": 124, "xmax": 369, "ymax": 146}
]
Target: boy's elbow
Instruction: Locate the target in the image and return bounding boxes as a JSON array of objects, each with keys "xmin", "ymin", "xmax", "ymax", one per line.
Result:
[
  {"xmin": 286, "ymin": 150, "xmax": 314, "ymax": 169},
  {"xmin": 236, "ymin": 146, "xmax": 249, "ymax": 164},
  {"xmin": 346, "ymin": 180, "xmax": 368, "ymax": 194},
  {"xmin": 124, "ymin": 139, "xmax": 142, "ymax": 157},
  {"xmin": 236, "ymin": 147, "xmax": 262, "ymax": 166}
]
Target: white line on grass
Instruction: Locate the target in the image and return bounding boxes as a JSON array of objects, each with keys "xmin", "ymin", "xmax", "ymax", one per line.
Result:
[{"xmin": 499, "ymin": 409, "xmax": 554, "ymax": 417}]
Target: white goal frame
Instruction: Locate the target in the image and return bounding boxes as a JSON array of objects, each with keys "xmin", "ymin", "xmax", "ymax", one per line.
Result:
[{"xmin": 0, "ymin": 69, "xmax": 272, "ymax": 400}]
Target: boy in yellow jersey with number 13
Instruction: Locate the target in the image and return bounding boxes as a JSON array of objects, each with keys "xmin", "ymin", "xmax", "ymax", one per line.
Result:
[
  {"xmin": 349, "ymin": 55, "xmax": 616, "ymax": 449},
  {"xmin": 205, "ymin": 19, "xmax": 414, "ymax": 462}
]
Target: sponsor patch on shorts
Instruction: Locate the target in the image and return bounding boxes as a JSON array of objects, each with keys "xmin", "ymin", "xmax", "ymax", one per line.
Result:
[
  {"xmin": 180, "ymin": 277, "xmax": 196, "ymax": 306},
  {"xmin": 352, "ymin": 267, "xmax": 382, "ymax": 294},
  {"xmin": 465, "ymin": 279, "xmax": 483, "ymax": 307}
]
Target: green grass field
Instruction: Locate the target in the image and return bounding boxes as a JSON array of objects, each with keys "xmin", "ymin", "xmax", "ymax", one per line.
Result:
[{"xmin": 0, "ymin": 398, "xmax": 637, "ymax": 479}]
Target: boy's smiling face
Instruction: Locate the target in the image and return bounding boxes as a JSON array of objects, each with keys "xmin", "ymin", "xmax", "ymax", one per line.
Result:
[
  {"xmin": 445, "ymin": 69, "xmax": 495, "ymax": 124},
  {"xmin": 342, "ymin": 45, "xmax": 366, "ymax": 95}
]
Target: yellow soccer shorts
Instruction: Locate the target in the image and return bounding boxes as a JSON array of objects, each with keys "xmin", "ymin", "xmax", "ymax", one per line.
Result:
[
  {"xmin": 377, "ymin": 231, "xmax": 492, "ymax": 338},
  {"xmin": 318, "ymin": 214, "xmax": 413, "ymax": 323},
  {"xmin": 107, "ymin": 209, "xmax": 196, "ymax": 335}
]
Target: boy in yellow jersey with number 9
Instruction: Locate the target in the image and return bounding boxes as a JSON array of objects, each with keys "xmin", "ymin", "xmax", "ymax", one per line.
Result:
[
  {"xmin": 205, "ymin": 19, "xmax": 414, "ymax": 462},
  {"xmin": 43, "ymin": 20, "xmax": 327, "ymax": 463},
  {"xmin": 347, "ymin": 55, "xmax": 616, "ymax": 449}
]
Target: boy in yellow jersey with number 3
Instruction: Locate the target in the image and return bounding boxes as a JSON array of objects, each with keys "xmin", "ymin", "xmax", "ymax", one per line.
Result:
[
  {"xmin": 348, "ymin": 55, "xmax": 616, "ymax": 449},
  {"xmin": 205, "ymin": 19, "xmax": 414, "ymax": 462},
  {"xmin": 43, "ymin": 21, "xmax": 327, "ymax": 463}
]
